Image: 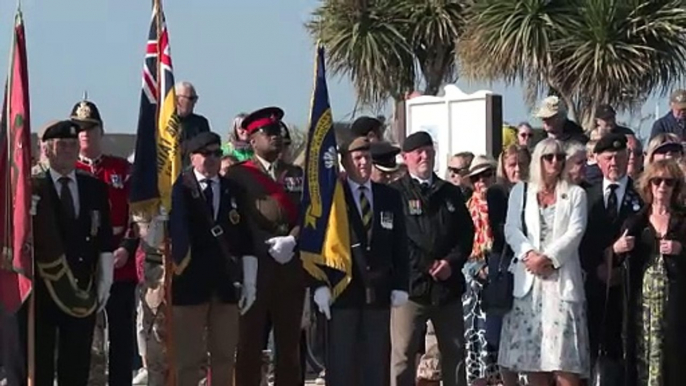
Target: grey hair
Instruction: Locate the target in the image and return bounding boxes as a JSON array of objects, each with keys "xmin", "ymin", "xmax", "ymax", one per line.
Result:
[
  {"xmin": 517, "ymin": 122, "xmax": 533, "ymax": 130},
  {"xmin": 565, "ymin": 141, "xmax": 586, "ymax": 161},
  {"xmin": 174, "ymin": 81, "xmax": 196, "ymax": 96},
  {"xmin": 529, "ymin": 138, "xmax": 566, "ymax": 190}
]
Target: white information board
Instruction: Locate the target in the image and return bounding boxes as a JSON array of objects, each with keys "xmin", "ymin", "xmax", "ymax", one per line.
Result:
[{"xmin": 405, "ymin": 85, "xmax": 502, "ymax": 179}]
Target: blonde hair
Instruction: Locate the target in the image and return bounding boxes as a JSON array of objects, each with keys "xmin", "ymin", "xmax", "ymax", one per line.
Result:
[
  {"xmin": 529, "ymin": 138, "xmax": 567, "ymax": 190},
  {"xmin": 497, "ymin": 145, "xmax": 531, "ymax": 185},
  {"xmin": 644, "ymin": 133, "xmax": 681, "ymax": 168}
]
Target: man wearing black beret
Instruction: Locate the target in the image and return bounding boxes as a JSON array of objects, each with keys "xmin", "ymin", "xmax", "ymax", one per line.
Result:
[
  {"xmin": 351, "ymin": 116, "xmax": 384, "ymax": 142},
  {"xmin": 390, "ymin": 131, "xmax": 474, "ymax": 386},
  {"xmin": 8, "ymin": 119, "xmax": 114, "ymax": 386},
  {"xmin": 309, "ymin": 134, "xmax": 409, "ymax": 386},
  {"xmin": 370, "ymin": 141, "xmax": 401, "ymax": 184},
  {"xmin": 580, "ymin": 132, "xmax": 642, "ymax": 368},
  {"xmin": 169, "ymin": 130, "xmax": 258, "ymax": 386}
]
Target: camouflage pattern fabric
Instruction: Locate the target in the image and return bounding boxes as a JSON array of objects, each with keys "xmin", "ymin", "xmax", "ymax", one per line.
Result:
[{"xmin": 139, "ymin": 259, "xmax": 167, "ymax": 386}]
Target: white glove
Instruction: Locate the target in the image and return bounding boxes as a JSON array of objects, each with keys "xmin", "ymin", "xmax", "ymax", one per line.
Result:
[
  {"xmin": 391, "ymin": 290, "xmax": 409, "ymax": 308},
  {"xmin": 313, "ymin": 286, "xmax": 332, "ymax": 320},
  {"xmin": 265, "ymin": 235, "xmax": 296, "ymax": 264},
  {"xmin": 96, "ymin": 252, "xmax": 115, "ymax": 312},
  {"xmin": 239, "ymin": 255, "xmax": 258, "ymax": 315}
]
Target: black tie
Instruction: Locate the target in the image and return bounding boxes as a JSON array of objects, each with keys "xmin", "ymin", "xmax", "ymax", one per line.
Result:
[
  {"xmin": 606, "ymin": 184, "xmax": 619, "ymax": 221},
  {"xmin": 59, "ymin": 176, "xmax": 76, "ymax": 219},
  {"xmin": 202, "ymin": 179, "xmax": 214, "ymax": 218}
]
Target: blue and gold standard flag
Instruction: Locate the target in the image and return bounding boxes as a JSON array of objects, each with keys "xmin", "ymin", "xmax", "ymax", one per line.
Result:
[
  {"xmin": 129, "ymin": 0, "xmax": 181, "ymax": 219},
  {"xmin": 300, "ymin": 46, "xmax": 352, "ymax": 300}
]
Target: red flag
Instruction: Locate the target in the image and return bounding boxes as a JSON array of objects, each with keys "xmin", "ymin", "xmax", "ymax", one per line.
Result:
[{"xmin": 0, "ymin": 9, "xmax": 32, "ymax": 314}]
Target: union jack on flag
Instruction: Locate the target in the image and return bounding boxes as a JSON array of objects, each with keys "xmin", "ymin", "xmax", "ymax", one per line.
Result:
[{"xmin": 129, "ymin": 0, "xmax": 181, "ymax": 219}]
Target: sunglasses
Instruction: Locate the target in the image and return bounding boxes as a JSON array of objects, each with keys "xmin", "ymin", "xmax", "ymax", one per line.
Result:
[
  {"xmin": 196, "ymin": 149, "xmax": 223, "ymax": 158},
  {"xmin": 650, "ymin": 177, "xmax": 676, "ymax": 187},
  {"xmin": 519, "ymin": 133, "xmax": 533, "ymax": 138},
  {"xmin": 470, "ymin": 170, "xmax": 495, "ymax": 182},
  {"xmin": 448, "ymin": 166, "xmax": 469, "ymax": 175},
  {"xmin": 542, "ymin": 153, "xmax": 566, "ymax": 163}
]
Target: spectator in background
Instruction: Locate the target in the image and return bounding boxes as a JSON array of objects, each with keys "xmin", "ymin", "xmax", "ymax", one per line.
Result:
[
  {"xmin": 370, "ymin": 141, "xmax": 401, "ymax": 184},
  {"xmin": 220, "ymin": 155, "xmax": 238, "ymax": 176},
  {"xmin": 535, "ymin": 96, "xmax": 589, "ymax": 145},
  {"xmin": 645, "ymin": 133, "xmax": 683, "ymax": 170},
  {"xmin": 650, "ymin": 89, "xmax": 686, "ymax": 140},
  {"xmin": 350, "ymin": 116, "xmax": 384, "ymax": 142},
  {"xmin": 447, "ymin": 152, "xmax": 475, "ymax": 198},
  {"xmin": 517, "ymin": 122, "xmax": 535, "ymax": 149},
  {"xmin": 175, "ymin": 81, "xmax": 211, "ymax": 144},
  {"xmin": 221, "ymin": 113, "xmax": 253, "ymax": 162},
  {"xmin": 565, "ymin": 142, "xmax": 589, "ymax": 188},
  {"xmin": 496, "ymin": 145, "xmax": 530, "ymax": 190},
  {"xmin": 626, "ymin": 135, "xmax": 644, "ymax": 180},
  {"xmin": 585, "ymin": 139, "xmax": 602, "ymax": 185},
  {"xmin": 594, "ymin": 104, "xmax": 635, "ymax": 137}
]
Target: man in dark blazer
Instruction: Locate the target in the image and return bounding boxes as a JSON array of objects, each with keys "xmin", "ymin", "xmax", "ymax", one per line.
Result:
[
  {"xmin": 580, "ymin": 133, "xmax": 643, "ymax": 363},
  {"xmin": 311, "ymin": 135, "xmax": 409, "ymax": 386},
  {"xmin": 169, "ymin": 131, "xmax": 257, "ymax": 386},
  {"xmin": 12, "ymin": 120, "xmax": 114, "ymax": 386}
]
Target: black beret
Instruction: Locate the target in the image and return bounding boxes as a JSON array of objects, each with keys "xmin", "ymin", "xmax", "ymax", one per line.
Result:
[
  {"xmin": 402, "ymin": 131, "xmax": 434, "ymax": 152},
  {"xmin": 595, "ymin": 104, "xmax": 616, "ymax": 120},
  {"xmin": 594, "ymin": 133, "xmax": 627, "ymax": 154},
  {"xmin": 242, "ymin": 106, "xmax": 284, "ymax": 135},
  {"xmin": 40, "ymin": 120, "xmax": 80, "ymax": 141},
  {"xmin": 371, "ymin": 141, "xmax": 400, "ymax": 171},
  {"xmin": 339, "ymin": 135, "xmax": 370, "ymax": 154},
  {"xmin": 184, "ymin": 131, "xmax": 221, "ymax": 154},
  {"xmin": 70, "ymin": 100, "xmax": 103, "ymax": 129},
  {"xmin": 351, "ymin": 116, "xmax": 382, "ymax": 137}
]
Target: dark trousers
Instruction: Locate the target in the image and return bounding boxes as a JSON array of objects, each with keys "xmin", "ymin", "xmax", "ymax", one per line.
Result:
[
  {"xmin": 586, "ymin": 281, "xmax": 623, "ymax": 362},
  {"xmin": 35, "ymin": 281, "xmax": 97, "ymax": 386},
  {"xmin": 262, "ymin": 315, "xmax": 308, "ymax": 385},
  {"xmin": 236, "ymin": 262, "xmax": 305, "ymax": 386},
  {"xmin": 105, "ymin": 281, "xmax": 137, "ymax": 386},
  {"xmin": 326, "ymin": 307, "xmax": 391, "ymax": 386},
  {"xmin": 1, "ymin": 300, "xmax": 28, "ymax": 386}
]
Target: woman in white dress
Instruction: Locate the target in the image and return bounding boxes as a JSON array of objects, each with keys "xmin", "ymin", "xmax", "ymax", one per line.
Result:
[{"xmin": 498, "ymin": 138, "xmax": 590, "ymax": 386}]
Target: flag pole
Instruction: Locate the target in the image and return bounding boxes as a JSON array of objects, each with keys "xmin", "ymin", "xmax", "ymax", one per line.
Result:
[{"xmin": 153, "ymin": 1, "xmax": 176, "ymax": 385}]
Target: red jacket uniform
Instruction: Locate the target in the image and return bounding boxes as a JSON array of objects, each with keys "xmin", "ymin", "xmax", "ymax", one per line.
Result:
[{"xmin": 77, "ymin": 154, "xmax": 139, "ymax": 282}]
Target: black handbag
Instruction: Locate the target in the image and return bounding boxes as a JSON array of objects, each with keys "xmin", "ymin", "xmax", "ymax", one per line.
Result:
[
  {"xmin": 590, "ymin": 258, "xmax": 625, "ymax": 386},
  {"xmin": 482, "ymin": 183, "xmax": 528, "ymax": 316}
]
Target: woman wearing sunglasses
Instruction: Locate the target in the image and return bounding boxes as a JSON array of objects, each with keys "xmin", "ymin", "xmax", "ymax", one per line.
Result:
[
  {"xmin": 462, "ymin": 155, "xmax": 509, "ymax": 385},
  {"xmin": 613, "ymin": 159, "xmax": 686, "ymax": 386},
  {"xmin": 499, "ymin": 138, "xmax": 590, "ymax": 386}
]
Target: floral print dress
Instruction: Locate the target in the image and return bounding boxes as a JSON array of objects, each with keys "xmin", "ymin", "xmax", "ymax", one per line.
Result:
[
  {"xmin": 497, "ymin": 205, "xmax": 590, "ymax": 376},
  {"xmin": 636, "ymin": 251, "xmax": 668, "ymax": 386}
]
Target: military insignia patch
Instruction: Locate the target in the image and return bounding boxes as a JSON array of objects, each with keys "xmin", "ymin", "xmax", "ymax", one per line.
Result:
[
  {"xmin": 380, "ymin": 211, "xmax": 394, "ymax": 230},
  {"xmin": 408, "ymin": 200, "xmax": 422, "ymax": 215},
  {"xmin": 76, "ymin": 101, "xmax": 92, "ymax": 120},
  {"xmin": 229, "ymin": 209, "xmax": 240, "ymax": 225},
  {"xmin": 110, "ymin": 174, "xmax": 123, "ymax": 189}
]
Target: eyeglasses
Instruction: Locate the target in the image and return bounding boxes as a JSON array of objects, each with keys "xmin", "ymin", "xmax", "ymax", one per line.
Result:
[
  {"xmin": 196, "ymin": 149, "xmax": 223, "ymax": 158},
  {"xmin": 448, "ymin": 166, "xmax": 469, "ymax": 175},
  {"xmin": 650, "ymin": 177, "xmax": 676, "ymax": 187},
  {"xmin": 542, "ymin": 153, "xmax": 566, "ymax": 163},
  {"xmin": 470, "ymin": 170, "xmax": 495, "ymax": 182}
]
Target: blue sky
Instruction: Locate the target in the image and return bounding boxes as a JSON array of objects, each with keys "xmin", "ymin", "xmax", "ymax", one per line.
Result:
[{"xmin": 0, "ymin": 0, "xmax": 674, "ymax": 139}]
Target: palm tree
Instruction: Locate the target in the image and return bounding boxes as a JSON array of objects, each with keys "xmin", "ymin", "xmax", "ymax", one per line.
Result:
[
  {"xmin": 458, "ymin": 0, "xmax": 686, "ymax": 129},
  {"xmin": 307, "ymin": 0, "xmax": 465, "ymax": 108}
]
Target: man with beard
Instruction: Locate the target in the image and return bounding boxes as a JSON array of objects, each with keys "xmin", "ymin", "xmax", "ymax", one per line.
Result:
[
  {"xmin": 580, "ymin": 133, "xmax": 643, "ymax": 367},
  {"xmin": 227, "ymin": 107, "xmax": 305, "ymax": 386},
  {"xmin": 69, "ymin": 99, "xmax": 140, "ymax": 386}
]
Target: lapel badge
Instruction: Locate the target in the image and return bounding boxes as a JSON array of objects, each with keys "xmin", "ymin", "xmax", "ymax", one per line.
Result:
[
  {"xmin": 229, "ymin": 209, "xmax": 240, "ymax": 225},
  {"xmin": 380, "ymin": 211, "xmax": 394, "ymax": 230},
  {"xmin": 110, "ymin": 174, "xmax": 123, "ymax": 189},
  {"xmin": 632, "ymin": 199, "xmax": 640, "ymax": 212},
  {"xmin": 231, "ymin": 196, "xmax": 237, "ymax": 209},
  {"xmin": 446, "ymin": 200, "xmax": 455, "ymax": 212}
]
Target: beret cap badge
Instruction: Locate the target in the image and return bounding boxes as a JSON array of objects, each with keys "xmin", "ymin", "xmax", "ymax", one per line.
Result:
[
  {"xmin": 613, "ymin": 141, "xmax": 621, "ymax": 149},
  {"xmin": 75, "ymin": 101, "xmax": 92, "ymax": 120}
]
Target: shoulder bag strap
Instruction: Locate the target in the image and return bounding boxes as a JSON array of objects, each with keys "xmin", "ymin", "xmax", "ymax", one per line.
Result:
[{"xmin": 498, "ymin": 183, "xmax": 528, "ymax": 273}]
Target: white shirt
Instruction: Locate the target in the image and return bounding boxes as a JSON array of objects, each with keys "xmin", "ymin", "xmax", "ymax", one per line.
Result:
[
  {"xmin": 194, "ymin": 169, "xmax": 220, "ymax": 220},
  {"xmin": 603, "ymin": 175, "xmax": 628, "ymax": 212},
  {"xmin": 347, "ymin": 178, "xmax": 373, "ymax": 218},
  {"xmin": 255, "ymin": 154, "xmax": 277, "ymax": 179},
  {"xmin": 49, "ymin": 168, "xmax": 80, "ymax": 217}
]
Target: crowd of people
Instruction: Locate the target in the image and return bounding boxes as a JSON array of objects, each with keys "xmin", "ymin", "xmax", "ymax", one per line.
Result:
[{"xmin": 1, "ymin": 82, "xmax": 686, "ymax": 386}]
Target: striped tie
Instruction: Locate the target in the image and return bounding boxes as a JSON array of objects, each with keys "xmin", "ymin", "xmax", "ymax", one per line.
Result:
[{"xmin": 359, "ymin": 186, "xmax": 372, "ymax": 236}]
